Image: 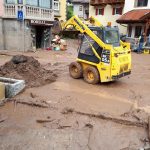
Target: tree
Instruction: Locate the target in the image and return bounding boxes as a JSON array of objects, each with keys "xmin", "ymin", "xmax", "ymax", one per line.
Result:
[{"xmin": 67, "ymin": 5, "xmax": 73, "ymax": 20}]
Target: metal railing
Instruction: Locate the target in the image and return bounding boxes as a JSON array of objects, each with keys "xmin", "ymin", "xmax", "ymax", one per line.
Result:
[{"xmin": 4, "ymin": 4, "xmax": 54, "ymax": 21}]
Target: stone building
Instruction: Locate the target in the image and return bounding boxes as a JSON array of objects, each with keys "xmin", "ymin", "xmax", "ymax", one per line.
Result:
[{"xmin": 0, "ymin": 0, "xmax": 54, "ymax": 51}]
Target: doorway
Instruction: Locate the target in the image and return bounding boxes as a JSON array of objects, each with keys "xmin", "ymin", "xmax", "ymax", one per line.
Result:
[{"xmin": 35, "ymin": 26, "xmax": 44, "ymax": 49}]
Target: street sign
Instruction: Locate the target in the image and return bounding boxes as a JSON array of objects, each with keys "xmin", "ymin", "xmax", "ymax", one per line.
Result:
[{"xmin": 17, "ymin": 10, "xmax": 23, "ymax": 21}]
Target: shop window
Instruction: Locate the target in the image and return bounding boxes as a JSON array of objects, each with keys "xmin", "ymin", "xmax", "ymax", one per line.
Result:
[
  {"xmin": 112, "ymin": 7, "xmax": 123, "ymax": 15},
  {"xmin": 95, "ymin": 8, "xmax": 104, "ymax": 16},
  {"xmin": 79, "ymin": 5, "xmax": 83, "ymax": 11},
  {"xmin": 135, "ymin": 0, "xmax": 148, "ymax": 7},
  {"xmin": 128, "ymin": 26, "xmax": 132, "ymax": 37},
  {"xmin": 135, "ymin": 26, "xmax": 142, "ymax": 37}
]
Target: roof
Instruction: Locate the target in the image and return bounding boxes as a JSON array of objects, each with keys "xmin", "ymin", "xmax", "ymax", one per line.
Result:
[
  {"xmin": 117, "ymin": 9, "xmax": 150, "ymax": 24},
  {"xmin": 71, "ymin": 0, "xmax": 89, "ymax": 4}
]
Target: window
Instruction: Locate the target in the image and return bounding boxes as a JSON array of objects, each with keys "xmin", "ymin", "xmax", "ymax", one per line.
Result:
[
  {"xmin": 128, "ymin": 26, "xmax": 132, "ymax": 37},
  {"xmin": 105, "ymin": 30, "xmax": 119, "ymax": 44},
  {"xmin": 5, "ymin": 0, "xmax": 16, "ymax": 4},
  {"xmin": 112, "ymin": 7, "xmax": 123, "ymax": 15},
  {"xmin": 39, "ymin": 0, "xmax": 51, "ymax": 8},
  {"xmin": 26, "ymin": 0, "xmax": 38, "ymax": 6},
  {"xmin": 26, "ymin": 0, "xmax": 52, "ymax": 8},
  {"xmin": 54, "ymin": 0, "xmax": 59, "ymax": 10},
  {"xmin": 79, "ymin": 5, "xmax": 83, "ymax": 11},
  {"xmin": 136, "ymin": 0, "xmax": 148, "ymax": 7},
  {"xmin": 135, "ymin": 26, "xmax": 142, "ymax": 37},
  {"xmin": 18, "ymin": 0, "xmax": 23, "ymax": 4},
  {"xmin": 95, "ymin": 8, "xmax": 104, "ymax": 15}
]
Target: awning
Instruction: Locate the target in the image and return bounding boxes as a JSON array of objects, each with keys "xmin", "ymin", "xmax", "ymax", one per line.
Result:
[{"xmin": 117, "ymin": 9, "xmax": 150, "ymax": 24}]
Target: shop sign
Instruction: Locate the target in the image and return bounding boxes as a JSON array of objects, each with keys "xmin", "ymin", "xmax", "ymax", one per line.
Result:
[{"xmin": 30, "ymin": 20, "xmax": 53, "ymax": 26}]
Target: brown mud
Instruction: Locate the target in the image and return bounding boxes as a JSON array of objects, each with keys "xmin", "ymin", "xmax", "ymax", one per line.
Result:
[
  {"xmin": 0, "ymin": 39, "xmax": 150, "ymax": 149},
  {"xmin": 0, "ymin": 55, "xmax": 57, "ymax": 88}
]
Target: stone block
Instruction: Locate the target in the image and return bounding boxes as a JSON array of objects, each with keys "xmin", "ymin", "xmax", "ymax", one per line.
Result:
[{"xmin": 0, "ymin": 77, "xmax": 25, "ymax": 98}]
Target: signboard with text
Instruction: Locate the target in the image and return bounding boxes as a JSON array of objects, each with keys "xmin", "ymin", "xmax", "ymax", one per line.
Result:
[{"xmin": 30, "ymin": 20, "xmax": 53, "ymax": 26}]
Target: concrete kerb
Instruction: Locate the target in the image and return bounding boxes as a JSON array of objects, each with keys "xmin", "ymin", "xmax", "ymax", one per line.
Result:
[{"xmin": 0, "ymin": 77, "xmax": 25, "ymax": 98}]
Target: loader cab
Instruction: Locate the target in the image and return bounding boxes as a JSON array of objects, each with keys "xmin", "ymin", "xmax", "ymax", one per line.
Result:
[
  {"xmin": 78, "ymin": 26, "xmax": 120, "ymax": 63},
  {"xmin": 88, "ymin": 26, "xmax": 120, "ymax": 47}
]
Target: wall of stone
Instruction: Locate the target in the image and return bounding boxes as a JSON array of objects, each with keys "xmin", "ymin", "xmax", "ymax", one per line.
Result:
[
  {"xmin": 2, "ymin": 19, "xmax": 32, "ymax": 51},
  {"xmin": 0, "ymin": 18, "xmax": 4, "ymax": 49}
]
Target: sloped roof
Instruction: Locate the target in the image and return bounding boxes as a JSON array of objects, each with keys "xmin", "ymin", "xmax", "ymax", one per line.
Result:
[
  {"xmin": 117, "ymin": 9, "xmax": 150, "ymax": 24},
  {"xmin": 72, "ymin": 0, "xmax": 89, "ymax": 4}
]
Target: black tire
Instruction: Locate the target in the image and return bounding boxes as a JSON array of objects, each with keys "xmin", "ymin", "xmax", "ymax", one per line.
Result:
[
  {"xmin": 69, "ymin": 62, "xmax": 83, "ymax": 79},
  {"xmin": 83, "ymin": 66, "xmax": 100, "ymax": 84}
]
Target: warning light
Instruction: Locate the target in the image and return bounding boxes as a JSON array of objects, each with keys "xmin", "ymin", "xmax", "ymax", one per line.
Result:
[{"xmin": 107, "ymin": 22, "xmax": 111, "ymax": 27}]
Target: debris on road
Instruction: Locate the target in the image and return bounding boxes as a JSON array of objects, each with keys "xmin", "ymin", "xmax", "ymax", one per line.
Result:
[
  {"xmin": 0, "ymin": 77, "xmax": 25, "ymax": 98},
  {"xmin": 0, "ymin": 118, "xmax": 6, "ymax": 123},
  {"xmin": 36, "ymin": 119, "xmax": 55, "ymax": 123},
  {"xmin": 52, "ymin": 35, "xmax": 67, "ymax": 51},
  {"xmin": 14, "ymin": 98, "xmax": 51, "ymax": 108},
  {"xmin": 62, "ymin": 107, "xmax": 148, "ymax": 128},
  {"xmin": 0, "ymin": 55, "xmax": 57, "ymax": 88}
]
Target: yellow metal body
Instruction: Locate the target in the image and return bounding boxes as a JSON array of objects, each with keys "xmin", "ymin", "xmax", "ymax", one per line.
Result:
[
  {"xmin": 64, "ymin": 16, "xmax": 131, "ymax": 82},
  {"xmin": 143, "ymin": 48, "xmax": 150, "ymax": 54}
]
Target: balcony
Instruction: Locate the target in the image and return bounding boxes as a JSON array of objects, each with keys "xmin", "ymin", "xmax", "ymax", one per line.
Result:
[
  {"xmin": 4, "ymin": 4, "xmax": 54, "ymax": 21},
  {"xmin": 90, "ymin": 0, "xmax": 125, "ymax": 6}
]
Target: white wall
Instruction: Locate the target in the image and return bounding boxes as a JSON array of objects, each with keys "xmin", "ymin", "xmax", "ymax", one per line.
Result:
[
  {"xmin": 73, "ymin": 3, "xmax": 88, "ymax": 19},
  {"xmin": 0, "ymin": 0, "xmax": 4, "ymax": 17},
  {"xmin": 124, "ymin": 0, "xmax": 135, "ymax": 13},
  {"xmin": 73, "ymin": 4, "xmax": 84, "ymax": 18},
  {"xmin": 124, "ymin": 0, "xmax": 150, "ymax": 13},
  {"xmin": 89, "ymin": 5, "xmax": 127, "ymax": 34}
]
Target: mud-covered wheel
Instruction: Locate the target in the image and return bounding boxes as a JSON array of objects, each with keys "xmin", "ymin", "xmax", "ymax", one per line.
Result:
[
  {"xmin": 83, "ymin": 66, "xmax": 100, "ymax": 84},
  {"xmin": 69, "ymin": 62, "xmax": 83, "ymax": 79}
]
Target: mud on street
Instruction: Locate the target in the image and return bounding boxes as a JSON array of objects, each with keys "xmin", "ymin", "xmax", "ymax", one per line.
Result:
[{"xmin": 0, "ymin": 39, "xmax": 150, "ymax": 150}]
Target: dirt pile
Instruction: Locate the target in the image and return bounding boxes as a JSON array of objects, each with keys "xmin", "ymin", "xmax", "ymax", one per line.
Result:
[{"xmin": 0, "ymin": 55, "xmax": 57, "ymax": 88}]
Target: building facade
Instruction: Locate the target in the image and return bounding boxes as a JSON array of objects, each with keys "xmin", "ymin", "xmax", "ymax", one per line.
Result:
[
  {"xmin": 54, "ymin": 0, "xmax": 67, "ymax": 21},
  {"xmin": 117, "ymin": 0, "xmax": 150, "ymax": 39},
  {"xmin": 72, "ymin": 0, "xmax": 89, "ymax": 20},
  {"xmin": 89, "ymin": 0, "xmax": 126, "ymax": 34},
  {"xmin": 0, "ymin": 0, "xmax": 54, "ymax": 51}
]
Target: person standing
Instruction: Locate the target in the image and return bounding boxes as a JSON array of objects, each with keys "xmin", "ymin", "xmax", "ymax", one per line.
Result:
[
  {"xmin": 137, "ymin": 32, "xmax": 145, "ymax": 53},
  {"xmin": 148, "ymin": 33, "xmax": 150, "ymax": 46}
]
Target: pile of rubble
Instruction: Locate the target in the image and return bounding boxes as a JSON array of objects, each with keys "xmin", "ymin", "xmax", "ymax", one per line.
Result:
[{"xmin": 0, "ymin": 55, "xmax": 57, "ymax": 88}]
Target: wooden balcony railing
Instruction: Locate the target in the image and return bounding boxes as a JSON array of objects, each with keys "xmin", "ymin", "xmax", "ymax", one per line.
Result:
[{"xmin": 90, "ymin": 0, "xmax": 125, "ymax": 6}]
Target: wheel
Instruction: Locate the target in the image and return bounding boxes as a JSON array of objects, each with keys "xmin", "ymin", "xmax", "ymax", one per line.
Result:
[
  {"xmin": 69, "ymin": 62, "xmax": 83, "ymax": 79},
  {"xmin": 83, "ymin": 66, "xmax": 100, "ymax": 84}
]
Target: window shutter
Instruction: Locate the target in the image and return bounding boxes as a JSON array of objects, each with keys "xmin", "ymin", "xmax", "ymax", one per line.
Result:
[
  {"xmin": 120, "ymin": 7, "xmax": 123, "ymax": 15},
  {"xmin": 102, "ymin": 8, "xmax": 104, "ymax": 15},
  {"xmin": 96, "ymin": 8, "xmax": 98, "ymax": 15},
  {"xmin": 112, "ymin": 8, "xmax": 115, "ymax": 15}
]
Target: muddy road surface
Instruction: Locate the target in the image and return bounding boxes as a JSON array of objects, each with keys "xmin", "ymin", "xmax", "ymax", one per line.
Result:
[{"xmin": 0, "ymin": 39, "xmax": 150, "ymax": 150}]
